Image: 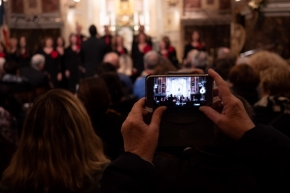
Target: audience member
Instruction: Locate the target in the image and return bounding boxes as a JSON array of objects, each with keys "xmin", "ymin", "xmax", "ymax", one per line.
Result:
[
  {"xmin": 38, "ymin": 37, "xmax": 62, "ymax": 88},
  {"xmin": 183, "ymin": 51, "xmax": 209, "ymax": 73},
  {"xmin": 64, "ymin": 34, "xmax": 82, "ymax": 92},
  {"xmin": 81, "ymin": 25, "xmax": 106, "ymax": 77},
  {"xmin": 0, "ymin": 89, "xmax": 109, "ymax": 192},
  {"xmin": 20, "ymin": 54, "xmax": 50, "ymax": 88},
  {"xmin": 254, "ymin": 66, "xmax": 290, "ymax": 137},
  {"xmin": 101, "ymin": 25, "xmax": 113, "ymax": 53},
  {"xmin": 133, "ymin": 51, "xmax": 160, "ymax": 99},
  {"xmin": 159, "ymin": 36, "xmax": 179, "ymax": 69},
  {"xmin": 103, "ymin": 52, "xmax": 133, "ymax": 93},
  {"xmin": 229, "ymin": 64, "xmax": 260, "ymax": 105},
  {"xmin": 217, "ymin": 47, "xmax": 231, "ymax": 59},
  {"xmin": 77, "ymin": 77, "xmax": 125, "ymax": 160},
  {"xmin": 101, "ymin": 69, "xmax": 290, "ymax": 193},
  {"xmin": 212, "ymin": 57, "xmax": 236, "ymax": 81},
  {"xmin": 248, "ymin": 51, "xmax": 288, "ymax": 72}
]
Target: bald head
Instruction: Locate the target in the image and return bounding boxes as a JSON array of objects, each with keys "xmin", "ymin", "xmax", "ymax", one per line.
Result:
[{"xmin": 103, "ymin": 52, "xmax": 120, "ymax": 69}]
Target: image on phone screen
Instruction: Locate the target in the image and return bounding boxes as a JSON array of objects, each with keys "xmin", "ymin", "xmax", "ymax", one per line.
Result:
[{"xmin": 153, "ymin": 76, "xmax": 207, "ymax": 107}]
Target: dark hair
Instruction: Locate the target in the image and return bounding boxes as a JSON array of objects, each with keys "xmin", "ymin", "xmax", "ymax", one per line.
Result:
[
  {"xmin": 42, "ymin": 37, "xmax": 54, "ymax": 48},
  {"xmin": 77, "ymin": 77, "xmax": 111, "ymax": 116},
  {"xmin": 56, "ymin": 36, "xmax": 65, "ymax": 47},
  {"xmin": 213, "ymin": 58, "xmax": 236, "ymax": 80},
  {"xmin": 1, "ymin": 89, "xmax": 109, "ymax": 192},
  {"xmin": 96, "ymin": 62, "xmax": 117, "ymax": 75},
  {"xmin": 162, "ymin": 36, "xmax": 171, "ymax": 49},
  {"xmin": 0, "ymin": 42, "xmax": 7, "ymax": 53},
  {"xmin": 229, "ymin": 64, "xmax": 260, "ymax": 90},
  {"xmin": 68, "ymin": 33, "xmax": 77, "ymax": 45},
  {"xmin": 89, "ymin": 25, "xmax": 97, "ymax": 37},
  {"xmin": 4, "ymin": 61, "xmax": 18, "ymax": 74}
]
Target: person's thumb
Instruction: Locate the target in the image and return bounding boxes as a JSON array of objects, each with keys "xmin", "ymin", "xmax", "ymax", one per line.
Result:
[
  {"xmin": 199, "ymin": 106, "xmax": 224, "ymax": 126},
  {"xmin": 149, "ymin": 106, "xmax": 167, "ymax": 130}
]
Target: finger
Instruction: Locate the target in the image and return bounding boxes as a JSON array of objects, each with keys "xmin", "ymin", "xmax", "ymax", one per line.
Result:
[
  {"xmin": 199, "ymin": 106, "xmax": 224, "ymax": 126},
  {"xmin": 129, "ymin": 98, "xmax": 146, "ymax": 116},
  {"xmin": 149, "ymin": 106, "xmax": 167, "ymax": 130},
  {"xmin": 213, "ymin": 88, "xmax": 219, "ymax": 97},
  {"xmin": 208, "ymin": 69, "xmax": 232, "ymax": 102},
  {"xmin": 211, "ymin": 100, "xmax": 223, "ymax": 113}
]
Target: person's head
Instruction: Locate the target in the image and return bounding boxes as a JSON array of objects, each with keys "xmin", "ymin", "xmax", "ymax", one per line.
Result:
[
  {"xmin": 69, "ymin": 33, "xmax": 77, "ymax": 45},
  {"xmin": 162, "ymin": 36, "xmax": 171, "ymax": 49},
  {"xmin": 153, "ymin": 57, "xmax": 177, "ymax": 75},
  {"xmin": 0, "ymin": 42, "xmax": 6, "ymax": 53},
  {"xmin": 139, "ymin": 25, "xmax": 145, "ymax": 33},
  {"xmin": 229, "ymin": 64, "xmax": 260, "ymax": 90},
  {"xmin": 43, "ymin": 37, "xmax": 54, "ymax": 48},
  {"xmin": 212, "ymin": 58, "xmax": 236, "ymax": 80},
  {"xmin": 217, "ymin": 47, "xmax": 231, "ymax": 59},
  {"xmin": 103, "ymin": 52, "xmax": 120, "ymax": 69},
  {"xmin": 138, "ymin": 33, "xmax": 146, "ymax": 44},
  {"xmin": 248, "ymin": 51, "xmax": 288, "ymax": 72},
  {"xmin": 89, "ymin": 25, "xmax": 97, "ymax": 37},
  {"xmin": 77, "ymin": 77, "xmax": 111, "ymax": 116},
  {"xmin": 31, "ymin": 54, "xmax": 45, "ymax": 71},
  {"xmin": 259, "ymin": 66, "xmax": 290, "ymax": 98},
  {"xmin": 56, "ymin": 36, "xmax": 65, "ymax": 47},
  {"xmin": 4, "ymin": 61, "xmax": 18, "ymax": 75},
  {"xmin": 144, "ymin": 51, "xmax": 160, "ymax": 71},
  {"xmin": 9, "ymin": 38, "xmax": 18, "ymax": 49},
  {"xmin": 191, "ymin": 31, "xmax": 200, "ymax": 42},
  {"xmin": 104, "ymin": 25, "xmax": 110, "ymax": 35},
  {"xmin": 1, "ymin": 89, "xmax": 109, "ymax": 191},
  {"xmin": 115, "ymin": 35, "xmax": 124, "ymax": 46},
  {"xmin": 190, "ymin": 51, "xmax": 209, "ymax": 72},
  {"xmin": 19, "ymin": 36, "xmax": 27, "ymax": 47}
]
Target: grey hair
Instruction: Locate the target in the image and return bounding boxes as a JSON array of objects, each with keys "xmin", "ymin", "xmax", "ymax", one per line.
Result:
[
  {"xmin": 31, "ymin": 54, "xmax": 45, "ymax": 69},
  {"xmin": 144, "ymin": 51, "xmax": 160, "ymax": 70},
  {"xmin": 191, "ymin": 51, "xmax": 209, "ymax": 71}
]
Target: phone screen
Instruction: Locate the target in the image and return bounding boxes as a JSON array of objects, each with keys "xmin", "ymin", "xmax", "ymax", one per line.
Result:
[{"xmin": 152, "ymin": 76, "xmax": 210, "ymax": 108}]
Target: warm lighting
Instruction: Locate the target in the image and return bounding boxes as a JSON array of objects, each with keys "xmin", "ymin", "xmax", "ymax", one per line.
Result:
[{"xmin": 74, "ymin": 0, "xmax": 81, "ymax": 2}]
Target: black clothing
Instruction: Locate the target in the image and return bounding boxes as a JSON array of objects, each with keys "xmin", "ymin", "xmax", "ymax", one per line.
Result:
[
  {"xmin": 38, "ymin": 49, "xmax": 61, "ymax": 87},
  {"xmin": 17, "ymin": 49, "xmax": 32, "ymax": 68},
  {"xmin": 159, "ymin": 46, "xmax": 179, "ymax": 69},
  {"xmin": 81, "ymin": 37, "xmax": 106, "ymax": 78},
  {"xmin": 91, "ymin": 110, "xmax": 125, "ymax": 160},
  {"xmin": 114, "ymin": 47, "xmax": 128, "ymax": 56},
  {"xmin": 20, "ymin": 67, "xmax": 49, "ymax": 88},
  {"xmin": 100, "ymin": 125, "xmax": 290, "ymax": 192},
  {"xmin": 65, "ymin": 47, "xmax": 82, "ymax": 92},
  {"xmin": 5, "ymin": 51, "xmax": 18, "ymax": 63},
  {"xmin": 0, "ymin": 74, "xmax": 31, "ymax": 94},
  {"xmin": 100, "ymin": 152, "xmax": 158, "ymax": 193},
  {"xmin": 101, "ymin": 35, "xmax": 113, "ymax": 53},
  {"xmin": 131, "ymin": 45, "xmax": 151, "ymax": 76},
  {"xmin": 231, "ymin": 87, "xmax": 259, "ymax": 106},
  {"xmin": 183, "ymin": 43, "xmax": 206, "ymax": 60}
]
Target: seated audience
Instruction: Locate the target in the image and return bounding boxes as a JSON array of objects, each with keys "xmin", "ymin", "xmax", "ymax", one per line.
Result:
[
  {"xmin": 77, "ymin": 77, "xmax": 125, "ymax": 160},
  {"xmin": 0, "ymin": 61, "xmax": 31, "ymax": 94},
  {"xmin": 183, "ymin": 51, "xmax": 209, "ymax": 73},
  {"xmin": 133, "ymin": 51, "xmax": 176, "ymax": 99},
  {"xmin": 0, "ymin": 89, "xmax": 109, "ymax": 192},
  {"xmin": 229, "ymin": 64, "xmax": 260, "ymax": 105},
  {"xmin": 212, "ymin": 57, "xmax": 236, "ymax": 81},
  {"xmin": 20, "ymin": 54, "xmax": 50, "ymax": 88},
  {"xmin": 101, "ymin": 69, "xmax": 290, "ymax": 193},
  {"xmin": 103, "ymin": 52, "xmax": 133, "ymax": 94},
  {"xmin": 248, "ymin": 51, "xmax": 288, "ymax": 72},
  {"xmin": 254, "ymin": 66, "xmax": 290, "ymax": 137}
]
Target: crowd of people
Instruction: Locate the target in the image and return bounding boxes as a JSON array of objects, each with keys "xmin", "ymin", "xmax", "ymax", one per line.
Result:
[{"xmin": 1, "ymin": 23, "xmax": 290, "ymax": 192}]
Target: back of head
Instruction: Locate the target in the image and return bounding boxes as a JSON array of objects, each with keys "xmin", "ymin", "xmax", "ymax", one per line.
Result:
[
  {"xmin": 144, "ymin": 51, "xmax": 160, "ymax": 70},
  {"xmin": 191, "ymin": 51, "xmax": 209, "ymax": 72},
  {"xmin": 213, "ymin": 58, "xmax": 236, "ymax": 80},
  {"xmin": 154, "ymin": 57, "xmax": 177, "ymax": 75},
  {"xmin": 96, "ymin": 62, "xmax": 117, "ymax": 75},
  {"xmin": 31, "ymin": 54, "xmax": 45, "ymax": 70},
  {"xmin": 248, "ymin": 51, "xmax": 288, "ymax": 72},
  {"xmin": 77, "ymin": 77, "xmax": 111, "ymax": 116},
  {"xmin": 103, "ymin": 52, "xmax": 120, "ymax": 69},
  {"xmin": 4, "ymin": 61, "xmax": 18, "ymax": 74},
  {"xmin": 89, "ymin": 25, "xmax": 97, "ymax": 37},
  {"xmin": 229, "ymin": 64, "xmax": 260, "ymax": 90},
  {"xmin": 260, "ymin": 66, "xmax": 290, "ymax": 98},
  {"xmin": 1, "ymin": 89, "xmax": 108, "ymax": 192},
  {"xmin": 99, "ymin": 72, "xmax": 124, "ymax": 103}
]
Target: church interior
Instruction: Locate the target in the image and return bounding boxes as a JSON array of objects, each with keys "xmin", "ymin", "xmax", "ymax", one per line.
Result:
[{"xmin": 1, "ymin": 0, "xmax": 290, "ymax": 192}]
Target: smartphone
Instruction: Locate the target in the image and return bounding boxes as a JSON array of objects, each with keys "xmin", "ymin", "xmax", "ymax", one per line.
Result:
[
  {"xmin": 146, "ymin": 74, "xmax": 213, "ymax": 111},
  {"xmin": 145, "ymin": 74, "xmax": 214, "ymax": 147}
]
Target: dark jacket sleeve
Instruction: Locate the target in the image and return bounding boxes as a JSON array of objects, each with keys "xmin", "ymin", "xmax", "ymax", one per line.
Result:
[
  {"xmin": 100, "ymin": 152, "xmax": 158, "ymax": 193},
  {"xmin": 236, "ymin": 125, "xmax": 290, "ymax": 192}
]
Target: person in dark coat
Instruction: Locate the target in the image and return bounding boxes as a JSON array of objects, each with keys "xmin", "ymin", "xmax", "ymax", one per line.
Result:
[
  {"xmin": 20, "ymin": 54, "xmax": 50, "ymax": 88},
  {"xmin": 101, "ymin": 69, "xmax": 290, "ymax": 193},
  {"xmin": 81, "ymin": 25, "xmax": 106, "ymax": 78},
  {"xmin": 65, "ymin": 34, "xmax": 82, "ymax": 92},
  {"xmin": 5, "ymin": 38, "xmax": 18, "ymax": 63},
  {"xmin": 17, "ymin": 36, "xmax": 31, "ymax": 68},
  {"xmin": 37, "ymin": 37, "xmax": 62, "ymax": 88},
  {"xmin": 101, "ymin": 25, "xmax": 113, "ymax": 54}
]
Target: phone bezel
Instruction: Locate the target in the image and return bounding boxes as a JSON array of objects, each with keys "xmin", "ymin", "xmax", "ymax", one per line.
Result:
[{"xmin": 145, "ymin": 74, "xmax": 213, "ymax": 110}]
